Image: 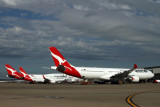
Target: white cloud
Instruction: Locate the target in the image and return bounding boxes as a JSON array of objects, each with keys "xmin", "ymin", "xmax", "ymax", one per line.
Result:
[
  {"xmin": 52, "ymin": 36, "xmax": 91, "ymax": 51},
  {"xmin": 3, "ymin": 0, "xmax": 17, "ymax": 6},
  {"xmin": 2, "ymin": 0, "xmax": 29, "ymax": 6},
  {"xmin": 121, "ymin": 5, "xmax": 131, "ymax": 10},
  {"xmin": 73, "ymin": 5, "xmax": 89, "ymax": 11},
  {"xmin": 11, "ymin": 26, "xmax": 22, "ymax": 32}
]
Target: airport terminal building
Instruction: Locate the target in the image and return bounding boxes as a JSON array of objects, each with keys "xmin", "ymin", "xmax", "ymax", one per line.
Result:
[
  {"xmin": 152, "ymin": 68, "xmax": 160, "ymax": 74},
  {"xmin": 152, "ymin": 68, "xmax": 160, "ymax": 80}
]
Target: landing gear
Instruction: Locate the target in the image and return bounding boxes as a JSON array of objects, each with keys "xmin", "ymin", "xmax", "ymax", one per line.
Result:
[{"xmin": 111, "ymin": 79, "xmax": 125, "ymax": 84}]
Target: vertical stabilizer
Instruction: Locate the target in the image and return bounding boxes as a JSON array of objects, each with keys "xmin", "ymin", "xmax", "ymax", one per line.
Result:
[
  {"xmin": 19, "ymin": 67, "xmax": 33, "ymax": 81},
  {"xmin": 19, "ymin": 67, "xmax": 27, "ymax": 78},
  {"xmin": 49, "ymin": 47, "xmax": 81, "ymax": 78},
  {"xmin": 49, "ymin": 47, "xmax": 71, "ymax": 67},
  {"xmin": 5, "ymin": 64, "xmax": 21, "ymax": 79}
]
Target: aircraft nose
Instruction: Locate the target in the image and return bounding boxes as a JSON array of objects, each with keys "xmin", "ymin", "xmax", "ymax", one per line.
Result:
[{"xmin": 151, "ymin": 72, "xmax": 154, "ymax": 78}]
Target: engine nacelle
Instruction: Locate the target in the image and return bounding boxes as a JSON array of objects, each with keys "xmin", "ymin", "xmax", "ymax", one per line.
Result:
[
  {"xmin": 56, "ymin": 65, "xmax": 66, "ymax": 72},
  {"xmin": 129, "ymin": 76, "xmax": 139, "ymax": 82},
  {"xmin": 44, "ymin": 78, "xmax": 51, "ymax": 84}
]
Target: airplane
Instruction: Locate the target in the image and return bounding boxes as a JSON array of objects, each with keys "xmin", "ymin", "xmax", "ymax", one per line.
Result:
[
  {"xmin": 20, "ymin": 66, "xmax": 82, "ymax": 83},
  {"xmin": 49, "ymin": 47, "xmax": 154, "ymax": 84},
  {"xmin": 5, "ymin": 65, "xmax": 47, "ymax": 83},
  {"xmin": 44, "ymin": 73, "xmax": 83, "ymax": 83},
  {"xmin": 20, "ymin": 67, "xmax": 51, "ymax": 84},
  {"xmin": 5, "ymin": 64, "xmax": 21, "ymax": 80},
  {"xmin": 154, "ymin": 80, "xmax": 160, "ymax": 83}
]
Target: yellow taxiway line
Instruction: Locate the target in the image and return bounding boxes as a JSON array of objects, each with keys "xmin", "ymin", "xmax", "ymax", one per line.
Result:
[
  {"xmin": 126, "ymin": 91, "xmax": 151, "ymax": 107},
  {"xmin": 126, "ymin": 93, "xmax": 139, "ymax": 107}
]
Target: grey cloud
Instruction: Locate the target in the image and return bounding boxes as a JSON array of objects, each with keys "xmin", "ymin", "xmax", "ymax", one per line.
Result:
[{"xmin": 0, "ymin": 0, "xmax": 160, "ymax": 62}]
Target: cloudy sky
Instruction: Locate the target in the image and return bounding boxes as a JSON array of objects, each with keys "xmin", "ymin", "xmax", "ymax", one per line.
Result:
[{"xmin": 0, "ymin": 0, "xmax": 160, "ymax": 78}]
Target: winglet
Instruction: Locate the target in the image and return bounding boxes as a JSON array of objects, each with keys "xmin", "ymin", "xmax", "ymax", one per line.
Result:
[
  {"xmin": 134, "ymin": 64, "xmax": 138, "ymax": 69},
  {"xmin": 42, "ymin": 75, "xmax": 45, "ymax": 79}
]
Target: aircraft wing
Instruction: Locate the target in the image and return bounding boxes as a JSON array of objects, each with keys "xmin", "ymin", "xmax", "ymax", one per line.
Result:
[
  {"xmin": 50, "ymin": 66, "xmax": 57, "ymax": 70},
  {"xmin": 110, "ymin": 64, "xmax": 138, "ymax": 80},
  {"xmin": 111, "ymin": 68, "xmax": 134, "ymax": 79}
]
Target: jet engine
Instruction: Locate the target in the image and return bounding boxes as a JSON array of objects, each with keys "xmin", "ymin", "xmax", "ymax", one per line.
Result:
[
  {"xmin": 129, "ymin": 76, "xmax": 139, "ymax": 82},
  {"xmin": 56, "ymin": 65, "xmax": 66, "ymax": 72},
  {"xmin": 44, "ymin": 78, "xmax": 51, "ymax": 84}
]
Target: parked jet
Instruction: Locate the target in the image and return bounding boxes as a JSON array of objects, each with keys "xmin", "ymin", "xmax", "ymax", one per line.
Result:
[
  {"xmin": 20, "ymin": 66, "xmax": 82, "ymax": 83},
  {"xmin": 5, "ymin": 65, "xmax": 48, "ymax": 83},
  {"xmin": 154, "ymin": 80, "xmax": 160, "ymax": 83},
  {"xmin": 20, "ymin": 67, "xmax": 50, "ymax": 84},
  {"xmin": 5, "ymin": 64, "xmax": 21, "ymax": 80},
  {"xmin": 49, "ymin": 47, "xmax": 154, "ymax": 83}
]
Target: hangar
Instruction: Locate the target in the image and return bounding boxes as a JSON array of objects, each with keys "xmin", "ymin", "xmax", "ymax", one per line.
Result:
[{"xmin": 152, "ymin": 68, "xmax": 160, "ymax": 80}]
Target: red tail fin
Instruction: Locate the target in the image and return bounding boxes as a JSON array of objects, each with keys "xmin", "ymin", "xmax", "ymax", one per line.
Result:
[
  {"xmin": 49, "ymin": 47, "xmax": 81, "ymax": 78},
  {"xmin": 19, "ymin": 67, "xmax": 33, "ymax": 81},
  {"xmin": 5, "ymin": 64, "xmax": 14, "ymax": 75},
  {"xmin": 5, "ymin": 64, "xmax": 21, "ymax": 79},
  {"xmin": 19, "ymin": 67, "xmax": 27, "ymax": 78},
  {"xmin": 49, "ymin": 47, "xmax": 71, "ymax": 68}
]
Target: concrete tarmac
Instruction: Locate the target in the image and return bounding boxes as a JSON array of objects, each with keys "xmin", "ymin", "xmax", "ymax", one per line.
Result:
[{"xmin": 0, "ymin": 83, "xmax": 160, "ymax": 107}]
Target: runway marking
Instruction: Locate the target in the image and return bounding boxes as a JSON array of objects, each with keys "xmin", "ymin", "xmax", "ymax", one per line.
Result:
[
  {"xmin": 11, "ymin": 98, "xmax": 20, "ymax": 99},
  {"xmin": 126, "ymin": 91, "xmax": 150, "ymax": 107},
  {"xmin": 44, "ymin": 96, "xmax": 63, "ymax": 99}
]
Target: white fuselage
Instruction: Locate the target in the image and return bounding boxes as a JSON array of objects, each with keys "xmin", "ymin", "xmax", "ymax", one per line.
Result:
[
  {"xmin": 51, "ymin": 66, "xmax": 154, "ymax": 81},
  {"xmin": 29, "ymin": 75, "xmax": 45, "ymax": 82},
  {"xmin": 128, "ymin": 69, "xmax": 154, "ymax": 79},
  {"xmin": 75, "ymin": 67, "xmax": 128, "ymax": 80},
  {"xmin": 29, "ymin": 73, "xmax": 82, "ymax": 83},
  {"xmin": 75, "ymin": 67, "xmax": 154, "ymax": 80}
]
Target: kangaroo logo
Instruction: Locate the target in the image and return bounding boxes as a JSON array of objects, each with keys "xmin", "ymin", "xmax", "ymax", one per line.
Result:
[
  {"xmin": 6, "ymin": 67, "xmax": 16, "ymax": 75},
  {"xmin": 51, "ymin": 52, "xmax": 66, "ymax": 65},
  {"xmin": 20, "ymin": 70, "xmax": 27, "ymax": 77}
]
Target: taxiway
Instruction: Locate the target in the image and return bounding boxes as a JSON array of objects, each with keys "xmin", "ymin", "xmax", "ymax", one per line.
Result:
[{"xmin": 0, "ymin": 83, "xmax": 159, "ymax": 107}]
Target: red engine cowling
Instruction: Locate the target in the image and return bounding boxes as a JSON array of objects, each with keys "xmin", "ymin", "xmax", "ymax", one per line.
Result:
[{"xmin": 129, "ymin": 76, "xmax": 139, "ymax": 82}]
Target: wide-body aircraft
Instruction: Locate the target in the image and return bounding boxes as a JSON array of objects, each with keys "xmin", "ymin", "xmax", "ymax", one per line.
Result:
[
  {"xmin": 19, "ymin": 67, "xmax": 50, "ymax": 84},
  {"xmin": 49, "ymin": 47, "xmax": 154, "ymax": 84},
  {"xmin": 20, "ymin": 67, "xmax": 81, "ymax": 83}
]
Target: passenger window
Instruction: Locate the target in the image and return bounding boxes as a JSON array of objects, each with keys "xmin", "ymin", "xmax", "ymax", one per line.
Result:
[{"xmin": 144, "ymin": 70, "xmax": 148, "ymax": 72}]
